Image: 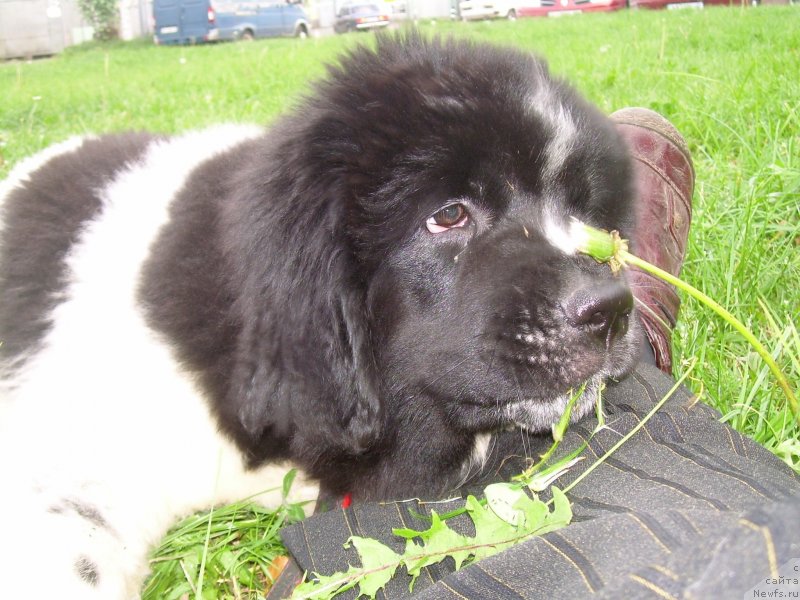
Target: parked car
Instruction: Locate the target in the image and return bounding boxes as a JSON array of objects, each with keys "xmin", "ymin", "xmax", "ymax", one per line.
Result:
[
  {"xmin": 519, "ymin": 0, "xmax": 626, "ymax": 16},
  {"xmin": 333, "ymin": 3, "xmax": 392, "ymax": 33},
  {"xmin": 629, "ymin": 0, "xmax": 733, "ymax": 8},
  {"xmin": 153, "ymin": 0, "xmax": 309, "ymax": 45},
  {"xmin": 629, "ymin": 0, "xmax": 754, "ymax": 8},
  {"xmin": 458, "ymin": 0, "xmax": 523, "ymax": 20}
]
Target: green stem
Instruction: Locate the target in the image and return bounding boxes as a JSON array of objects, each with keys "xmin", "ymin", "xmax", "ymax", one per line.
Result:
[
  {"xmin": 620, "ymin": 249, "xmax": 799, "ymax": 422},
  {"xmin": 561, "ymin": 361, "xmax": 697, "ymax": 496},
  {"xmin": 514, "ymin": 384, "xmax": 584, "ymax": 483}
]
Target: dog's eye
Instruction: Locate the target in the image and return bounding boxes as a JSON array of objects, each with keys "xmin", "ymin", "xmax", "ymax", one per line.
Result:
[{"xmin": 426, "ymin": 204, "xmax": 469, "ymax": 234}]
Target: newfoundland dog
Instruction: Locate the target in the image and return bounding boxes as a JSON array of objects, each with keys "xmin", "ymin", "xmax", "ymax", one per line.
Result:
[{"xmin": 0, "ymin": 33, "xmax": 640, "ymax": 597}]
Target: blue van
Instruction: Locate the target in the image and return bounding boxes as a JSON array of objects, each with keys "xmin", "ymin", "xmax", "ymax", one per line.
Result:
[{"xmin": 153, "ymin": 0, "xmax": 310, "ymax": 44}]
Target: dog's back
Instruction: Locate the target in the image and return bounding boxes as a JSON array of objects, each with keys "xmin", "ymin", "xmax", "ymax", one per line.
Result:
[{"xmin": 0, "ymin": 127, "xmax": 317, "ymax": 597}]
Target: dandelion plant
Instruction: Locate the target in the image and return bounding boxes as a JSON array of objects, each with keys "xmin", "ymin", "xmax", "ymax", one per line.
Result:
[{"xmin": 570, "ymin": 218, "xmax": 798, "ymax": 423}]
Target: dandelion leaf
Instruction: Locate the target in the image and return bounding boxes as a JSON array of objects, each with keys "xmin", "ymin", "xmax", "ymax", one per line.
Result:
[
  {"xmin": 537, "ymin": 487, "xmax": 572, "ymax": 535},
  {"xmin": 292, "ymin": 567, "xmax": 361, "ymax": 600},
  {"xmin": 484, "ymin": 483, "xmax": 527, "ymax": 526},
  {"xmin": 346, "ymin": 536, "xmax": 401, "ymax": 598},
  {"xmin": 291, "ymin": 538, "xmax": 400, "ymax": 600},
  {"xmin": 514, "ymin": 493, "xmax": 547, "ymax": 530},
  {"xmin": 465, "ymin": 495, "xmax": 520, "ymax": 560},
  {"xmin": 402, "ymin": 511, "xmax": 472, "ymax": 578},
  {"xmin": 292, "ymin": 490, "xmax": 574, "ymax": 599}
]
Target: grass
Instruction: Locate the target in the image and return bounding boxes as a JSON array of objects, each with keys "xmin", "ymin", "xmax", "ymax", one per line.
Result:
[
  {"xmin": 143, "ymin": 499, "xmax": 304, "ymax": 600},
  {"xmin": 2, "ymin": 6, "xmax": 798, "ymax": 597}
]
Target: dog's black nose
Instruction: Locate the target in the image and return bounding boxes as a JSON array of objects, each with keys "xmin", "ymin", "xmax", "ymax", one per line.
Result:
[{"xmin": 565, "ymin": 281, "xmax": 633, "ymax": 347}]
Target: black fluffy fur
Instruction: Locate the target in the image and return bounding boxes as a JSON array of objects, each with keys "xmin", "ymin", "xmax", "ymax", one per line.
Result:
[
  {"xmin": 143, "ymin": 33, "xmax": 639, "ymax": 499},
  {"xmin": 0, "ymin": 134, "xmax": 157, "ymax": 363},
  {"xmin": 2, "ymin": 33, "xmax": 641, "ymax": 501}
]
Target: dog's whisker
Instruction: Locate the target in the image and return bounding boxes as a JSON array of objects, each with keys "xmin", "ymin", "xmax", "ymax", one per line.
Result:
[
  {"xmin": 485, "ymin": 339, "xmax": 500, "ymax": 377},
  {"xmin": 415, "ymin": 354, "xmax": 475, "ymax": 397}
]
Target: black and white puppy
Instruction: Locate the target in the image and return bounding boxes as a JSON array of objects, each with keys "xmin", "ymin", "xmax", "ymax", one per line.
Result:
[{"xmin": 0, "ymin": 33, "xmax": 640, "ymax": 597}]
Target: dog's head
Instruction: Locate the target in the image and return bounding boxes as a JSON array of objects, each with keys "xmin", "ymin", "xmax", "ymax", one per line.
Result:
[
  {"xmin": 229, "ymin": 34, "xmax": 641, "ymax": 482},
  {"xmin": 322, "ymin": 33, "xmax": 641, "ymax": 424}
]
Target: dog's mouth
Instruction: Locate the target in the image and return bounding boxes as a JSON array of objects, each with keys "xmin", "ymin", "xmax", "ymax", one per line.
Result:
[
  {"xmin": 486, "ymin": 302, "xmax": 642, "ymax": 433},
  {"xmin": 442, "ymin": 314, "xmax": 641, "ymax": 435},
  {"xmin": 501, "ymin": 374, "xmax": 605, "ymax": 433}
]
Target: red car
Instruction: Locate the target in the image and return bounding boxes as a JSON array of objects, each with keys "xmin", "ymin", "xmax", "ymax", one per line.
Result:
[
  {"xmin": 629, "ymin": 0, "xmax": 701, "ymax": 8},
  {"xmin": 519, "ymin": 0, "xmax": 627, "ymax": 17},
  {"xmin": 631, "ymin": 0, "xmax": 746, "ymax": 8}
]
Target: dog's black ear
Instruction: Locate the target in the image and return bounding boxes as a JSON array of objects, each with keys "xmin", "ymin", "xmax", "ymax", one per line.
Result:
[
  {"xmin": 329, "ymin": 287, "xmax": 384, "ymax": 450},
  {"xmin": 223, "ymin": 176, "xmax": 383, "ymax": 463}
]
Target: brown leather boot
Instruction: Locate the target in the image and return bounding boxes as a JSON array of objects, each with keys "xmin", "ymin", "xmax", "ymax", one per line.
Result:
[{"xmin": 611, "ymin": 108, "xmax": 695, "ymax": 374}]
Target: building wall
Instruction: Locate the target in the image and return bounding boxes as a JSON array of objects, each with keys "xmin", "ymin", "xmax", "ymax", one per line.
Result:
[
  {"xmin": 0, "ymin": 0, "xmax": 89, "ymax": 59},
  {"xmin": 119, "ymin": 0, "xmax": 152, "ymax": 39},
  {"xmin": 403, "ymin": 0, "xmax": 452, "ymax": 19},
  {"xmin": 0, "ymin": 0, "xmax": 151, "ymax": 58}
]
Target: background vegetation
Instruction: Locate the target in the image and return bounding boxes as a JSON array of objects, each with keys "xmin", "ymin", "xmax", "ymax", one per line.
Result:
[
  {"xmin": 77, "ymin": 0, "xmax": 120, "ymax": 40},
  {"xmin": 1, "ymin": 6, "xmax": 798, "ymax": 597}
]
